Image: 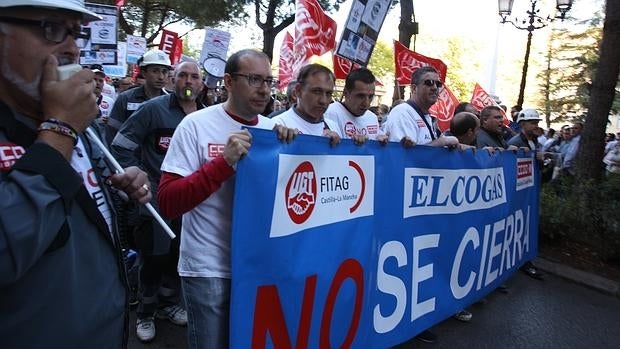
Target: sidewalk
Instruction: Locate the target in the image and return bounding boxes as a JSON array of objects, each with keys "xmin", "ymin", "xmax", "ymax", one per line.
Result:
[{"xmin": 535, "ymin": 257, "xmax": 620, "ymax": 298}]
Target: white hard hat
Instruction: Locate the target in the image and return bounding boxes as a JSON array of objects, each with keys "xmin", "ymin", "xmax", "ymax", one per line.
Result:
[
  {"xmin": 139, "ymin": 50, "xmax": 172, "ymax": 69},
  {"xmin": 516, "ymin": 108, "xmax": 542, "ymax": 123},
  {"xmin": 0, "ymin": 0, "xmax": 102, "ymax": 23}
]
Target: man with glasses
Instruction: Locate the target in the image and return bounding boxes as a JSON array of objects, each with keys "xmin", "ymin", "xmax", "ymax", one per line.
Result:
[
  {"xmin": 106, "ymin": 49, "xmax": 171, "ymax": 145},
  {"xmin": 386, "ymin": 66, "xmax": 458, "ymax": 148},
  {"xmin": 157, "ymin": 49, "xmax": 295, "ymax": 348},
  {"xmin": 0, "ymin": 1, "xmax": 152, "ymax": 347}
]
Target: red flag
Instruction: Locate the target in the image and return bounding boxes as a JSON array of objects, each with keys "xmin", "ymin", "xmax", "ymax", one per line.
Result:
[
  {"xmin": 171, "ymin": 38, "xmax": 183, "ymax": 65},
  {"xmin": 470, "ymin": 83, "xmax": 509, "ymax": 125},
  {"xmin": 294, "ymin": 0, "xmax": 337, "ymax": 75},
  {"xmin": 333, "ymin": 55, "xmax": 362, "ymax": 80},
  {"xmin": 394, "ymin": 40, "xmax": 447, "ymax": 85},
  {"xmin": 278, "ymin": 32, "xmax": 295, "ymax": 89},
  {"xmin": 429, "ymin": 85, "xmax": 459, "ymax": 132},
  {"xmin": 115, "ymin": 0, "xmax": 125, "ymax": 8}
]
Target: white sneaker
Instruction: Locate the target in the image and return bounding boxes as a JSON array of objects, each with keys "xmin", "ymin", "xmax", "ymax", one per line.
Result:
[
  {"xmin": 453, "ymin": 309, "xmax": 473, "ymax": 322},
  {"xmin": 136, "ymin": 317, "xmax": 156, "ymax": 342},
  {"xmin": 157, "ymin": 304, "xmax": 187, "ymax": 326}
]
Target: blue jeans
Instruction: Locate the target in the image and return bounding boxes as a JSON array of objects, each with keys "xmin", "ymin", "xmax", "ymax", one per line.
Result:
[{"xmin": 181, "ymin": 277, "xmax": 230, "ymax": 349}]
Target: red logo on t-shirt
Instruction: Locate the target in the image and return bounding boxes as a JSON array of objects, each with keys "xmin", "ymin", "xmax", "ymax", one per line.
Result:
[
  {"xmin": 285, "ymin": 161, "xmax": 317, "ymax": 224},
  {"xmin": 0, "ymin": 143, "xmax": 25, "ymax": 171},
  {"xmin": 208, "ymin": 143, "xmax": 225, "ymax": 158}
]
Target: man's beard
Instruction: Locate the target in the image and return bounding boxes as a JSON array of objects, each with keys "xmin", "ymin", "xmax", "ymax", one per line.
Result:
[
  {"xmin": 1, "ymin": 59, "xmax": 41, "ymax": 101},
  {"xmin": 1, "ymin": 44, "xmax": 75, "ymax": 101}
]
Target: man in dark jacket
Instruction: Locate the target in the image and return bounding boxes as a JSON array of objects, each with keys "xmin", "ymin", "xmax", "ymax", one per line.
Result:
[{"xmin": 0, "ymin": 1, "xmax": 151, "ymax": 347}]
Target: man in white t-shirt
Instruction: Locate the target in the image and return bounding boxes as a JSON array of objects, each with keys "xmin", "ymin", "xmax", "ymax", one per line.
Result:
[
  {"xmin": 324, "ymin": 67, "xmax": 387, "ymax": 143},
  {"xmin": 272, "ymin": 63, "xmax": 340, "ymax": 144},
  {"xmin": 385, "ymin": 66, "xmax": 458, "ymax": 148},
  {"xmin": 157, "ymin": 49, "xmax": 295, "ymax": 349}
]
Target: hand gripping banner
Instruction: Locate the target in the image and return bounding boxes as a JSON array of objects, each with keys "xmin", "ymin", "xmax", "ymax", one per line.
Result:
[{"xmin": 231, "ymin": 129, "xmax": 540, "ymax": 348}]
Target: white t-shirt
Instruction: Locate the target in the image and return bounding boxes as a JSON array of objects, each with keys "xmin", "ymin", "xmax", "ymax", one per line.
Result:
[
  {"xmin": 161, "ymin": 104, "xmax": 276, "ymax": 278},
  {"xmin": 272, "ymin": 107, "xmax": 339, "ymax": 136},
  {"xmin": 70, "ymin": 138, "xmax": 113, "ymax": 234},
  {"xmin": 385, "ymin": 101, "xmax": 439, "ymax": 145},
  {"xmin": 324, "ymin": 102, "xmax": 382, "ymax": 140},
  {"xmin": 98, "ymin": 94, "xmax": 115, "ymax": 122}
]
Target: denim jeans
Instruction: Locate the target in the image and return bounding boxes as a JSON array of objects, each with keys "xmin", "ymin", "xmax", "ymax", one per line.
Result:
[{"xmin": 181, "ymin": 277, "xmax": 230, "ymax": 349}]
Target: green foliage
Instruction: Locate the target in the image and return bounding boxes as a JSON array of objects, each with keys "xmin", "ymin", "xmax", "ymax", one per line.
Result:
[
  {"xmin": 441, "ymin": 37, "xmax": 480, "ymax": 102},
  {"xmin": 537, "ymin": 10, "xmax": 620, "ymax": 123},
  {"xmin": 116, "ymin": 0, "xmax": 247, "ymax": 44},
  {"xmin": 540, "ymin": 175, "xmax": 620, "ymax": 261},
  {"xmin": 367, "ymin": 41, "xmax": 394, "ymax": 82}
]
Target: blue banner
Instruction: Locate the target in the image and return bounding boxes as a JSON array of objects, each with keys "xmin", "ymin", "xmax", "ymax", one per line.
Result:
[{"xmin": 231, "ymin": 129, "xmax": 539, "ymax": 348}]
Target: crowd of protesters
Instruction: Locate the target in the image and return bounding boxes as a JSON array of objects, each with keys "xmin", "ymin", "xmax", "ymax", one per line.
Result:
[{"xmin": 2, "ymin": 1, "xmax": 619, "ymax": 348}]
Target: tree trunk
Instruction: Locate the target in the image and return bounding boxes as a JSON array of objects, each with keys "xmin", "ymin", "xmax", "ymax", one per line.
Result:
[
  {"xmin": 576, "ymin": 0, "xmax": 620, "ymax": 181},
  {"xmin": 393, "ymin": 0, "xmax": 416, "ymax": 104},
  {"xmin": 263, "ymin": 28, "xmax": 276, "ymax": 62}
]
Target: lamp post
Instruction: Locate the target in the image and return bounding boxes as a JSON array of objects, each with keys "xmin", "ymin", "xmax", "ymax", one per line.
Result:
[{"xmin": 498, "ymin": 0, "xmax": 572, "ymax": 108}]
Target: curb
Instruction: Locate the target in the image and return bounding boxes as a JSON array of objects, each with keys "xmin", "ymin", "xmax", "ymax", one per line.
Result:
[{"xmin": 535, "ymin": 257, "xmax": 620, "ymax": 299}]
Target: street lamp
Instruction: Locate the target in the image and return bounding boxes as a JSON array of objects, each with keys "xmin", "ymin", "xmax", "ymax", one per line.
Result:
[{"xmin": 498, "ymin": 0, "xmax": 572, "ymax": 108}]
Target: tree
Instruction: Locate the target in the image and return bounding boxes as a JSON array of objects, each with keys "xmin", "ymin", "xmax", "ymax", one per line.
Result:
[
  {"xmin": 254, "ymin": 0, "xmax": 346, "ymax": 61},
  {"xmin": 367, "ymin": 41, "xmax": 395, "ymax": 83},
  {"xmin": 94, "ymin": 0, "xmax": 246, "ymax": 45},
  {"xmin": 575, "ymin": 0, "xmax": 620, "ymax": 181}
]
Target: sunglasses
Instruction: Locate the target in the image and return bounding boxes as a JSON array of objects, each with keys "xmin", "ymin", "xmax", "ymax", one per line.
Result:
[
  {"xmin": 421, "ymin": 79, "xmax": 443, "ymax": 88},
  {"xmin": 0, "ymin": 16, "xmax": 90, "ymax": 48}
]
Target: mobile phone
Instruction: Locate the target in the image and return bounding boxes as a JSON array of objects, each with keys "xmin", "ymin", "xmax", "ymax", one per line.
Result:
[{"xmin": 57, "ymin": 64, "xmax": 83, "ymax": 81}]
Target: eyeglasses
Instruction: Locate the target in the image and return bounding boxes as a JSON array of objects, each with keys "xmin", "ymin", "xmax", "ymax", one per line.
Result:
[
  {"xmin": 0, "ymin": 17, "xmax": 90, "ymax": 48},
  {"xmin": 231, "ymin": 73, "xmax": 278, "ymax": 89},
  {"xmin": 421, "ymin": 79, "xmax": 443, "ymax": 89}
]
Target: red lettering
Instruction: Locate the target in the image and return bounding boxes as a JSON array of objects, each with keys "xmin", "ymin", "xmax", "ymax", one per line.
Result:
[
  {"xmin": 319, "ymin": 259, "xmax": 364, "ymax": 349},
  {"xmin": 252, "ymin": 275, "xmax": 317, "ymax": 349},
  {"xmin": 208, "ymin": 143, "xmax": 225, "ymax": 157}
]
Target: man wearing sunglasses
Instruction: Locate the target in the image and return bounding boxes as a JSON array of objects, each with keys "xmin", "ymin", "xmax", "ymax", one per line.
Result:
[
  {"xmin": 0, "ymin": 0, "xmax": 152, "ymax": 348},
  {"xmin": 386, "ymin": 66, "xmax": 458, "ymax": 148}
]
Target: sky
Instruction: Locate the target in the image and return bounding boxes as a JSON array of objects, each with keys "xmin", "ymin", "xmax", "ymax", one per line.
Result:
[{"xmin": 178, "ymin": 0, "xmax": 604, "ymax": 106}]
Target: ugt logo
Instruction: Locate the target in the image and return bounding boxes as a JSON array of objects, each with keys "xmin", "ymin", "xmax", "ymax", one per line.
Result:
[{"xmin": 285, "ymin": 161, "xmax": 317, "ymax": 224}]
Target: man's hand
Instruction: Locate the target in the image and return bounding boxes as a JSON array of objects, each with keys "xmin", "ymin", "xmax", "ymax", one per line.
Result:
[
  {"xmin": 110, "ymin": 166, "xmax": 152, "ymax": 204},
  {"xmin": 376, "ymin": 134, "xmax": 389, "ymax": 145},
  {"xmin": 40, "ymin": 55, "xmax": 98, "ymax": 132},
  {"xmin": 351, "ymin": 134, "xmax": 367, "ymax": 146},
  {"xmin": 273, "ymin": 124, "xmax": 296, "ymax": 143},
  {"xmin": 323, "ymin": 129, "xmax": 341, "ymax": 146},
  {"xmin": 223, "ymin": 130, "xmax": 252, "ymax": 167},
  {"xmin": 400, "ymin": 136, "xmax": 416, "ymax": 148}
]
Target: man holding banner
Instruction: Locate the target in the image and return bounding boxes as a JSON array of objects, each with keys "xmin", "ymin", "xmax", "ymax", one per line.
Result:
[
  {"xmin": 324, "ymin": 67, "xmax": 387, "ymax": 143},
  {"xmin": 157, "ymin": 49, "xmax": 295, "ymax": 349}
]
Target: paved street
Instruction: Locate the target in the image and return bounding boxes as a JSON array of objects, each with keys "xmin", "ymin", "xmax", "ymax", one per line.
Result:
[{"xmin": 129, "ymin": 272, "xmax": 620, "ymax": 348}]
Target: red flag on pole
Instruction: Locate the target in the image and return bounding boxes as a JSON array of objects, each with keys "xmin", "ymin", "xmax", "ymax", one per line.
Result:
[
  {"xmin": 429, "ymin": 85, "xmax": 459, "ymax": 132},
  {"xmin": 159, "ymin": 29, "xmax": 178, "ymax": 64},
  {"xmin": 293, "ymin": 0, "xmax": 337, "ymax": 75},
  {"xmin": 394, "ymin": 40, "xmax": 448, "ymax": 85},
  {"xmin": 470, "ymin": 83, "xmax": 509, "ymax": 125},
  {"xmin": 278, "ymin": 32, "xmax": 295, "ymax": 89},
  {"xmin": 171, "ymin": 38, "xmax": 183, "ymax": 65}
]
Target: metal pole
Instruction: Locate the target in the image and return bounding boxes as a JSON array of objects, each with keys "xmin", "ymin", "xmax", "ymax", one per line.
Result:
[{"xmin": 516, "ymin": 30, "xmax": 533, "ymax": 108}]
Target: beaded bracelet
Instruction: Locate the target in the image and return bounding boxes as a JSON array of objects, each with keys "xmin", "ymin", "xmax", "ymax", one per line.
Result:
[{"xmin": 37, "ymin": 119, "xmax": 79, "ymax": 145}]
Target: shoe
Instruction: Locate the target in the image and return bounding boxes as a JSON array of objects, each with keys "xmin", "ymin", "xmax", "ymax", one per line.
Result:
[
  {"xmin": 453, "ymin": 309, "xmax": 473, "ymax": 322},
  {"xmin": 520, "ymin": 261, "xmax": 544, "ymax": 280},
  {"xmin": 157, "ymin": 304, "xmax": 187, "ymax": 326},
  {"xmin": 136, "ymin": 317, "xmax": 156, "ymax": 342},
  {"xmin": 497, "ymin": 284, "xmax": 509, "ymax": 293},
  {"xmin": 415, "ymin": 329, "xmax": 437, "ymax": 343}
]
